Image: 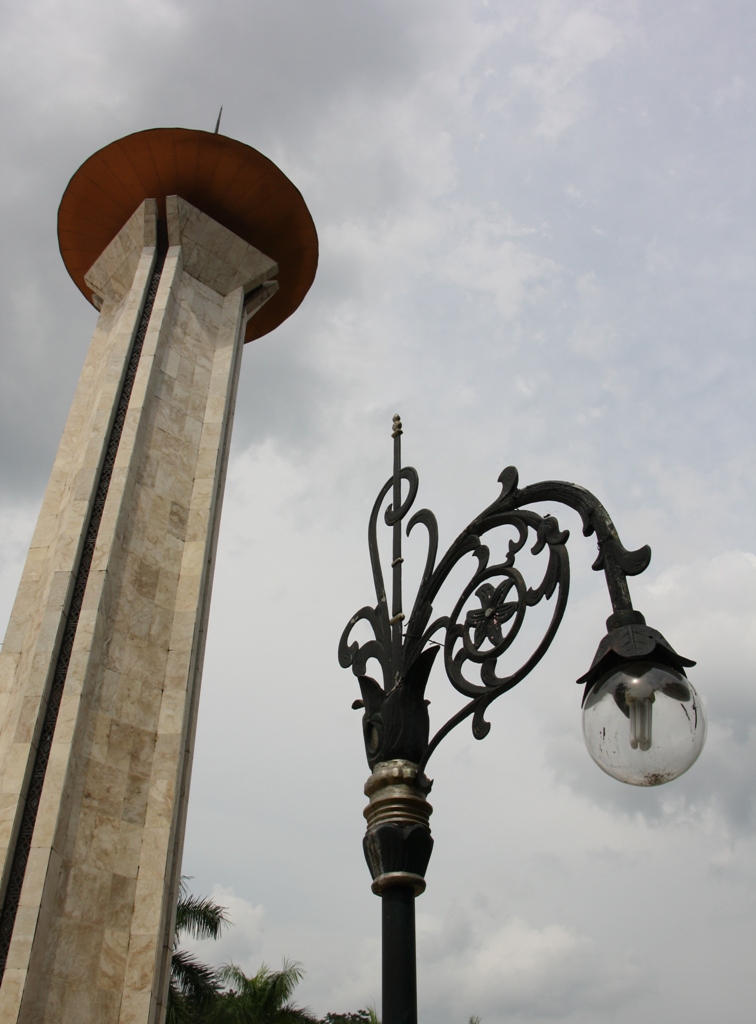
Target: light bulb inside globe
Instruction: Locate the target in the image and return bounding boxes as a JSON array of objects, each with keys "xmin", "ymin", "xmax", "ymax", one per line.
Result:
[
  {"xmin": 582, "ymin": 661, "xmax": 706, "ymax": 786},
  {"xmin": 628, "ymin": 690, "xmax": 653, "ymax": 751}
]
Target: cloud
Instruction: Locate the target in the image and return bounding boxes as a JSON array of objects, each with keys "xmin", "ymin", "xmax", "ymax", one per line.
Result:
[
  {"xmin": 0, "ymin": 0, "xmax": 188, "ymax": 133},
  {"xmin": 0, "ymin": 500, "xmax": 38, "ymax": 641},
  {"xmin": 182, "ymin": 884, "xmax": 266, "ymax": 974},
  {"xmin": 509, "ymin": 1, "xmax": 631, "ymax": 138},
  {"xmin": 418, "ymin": 907, "xmax": 643, "ymax": 1021},
  {"xmin": 432, "ymin": 206, "xmax": 561, "ymax": 318}
]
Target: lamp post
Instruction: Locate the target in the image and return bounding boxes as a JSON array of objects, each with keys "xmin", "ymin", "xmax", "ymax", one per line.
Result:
[{"xmin": 338, "ymin": 415, "xmax": 706, "ymax": 1024}]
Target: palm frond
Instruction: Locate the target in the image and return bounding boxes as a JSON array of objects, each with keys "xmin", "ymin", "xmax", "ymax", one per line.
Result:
[
  {"xmin": 175, "ymin": 892, "xmax": 229, "ymax": 942},
  {"xmin": 171, "ymin": 948, "xmax": 222, "ymax": 1004},
  {"xmin": 166, "ymin": 983, "xmax": 192, "ymax": 1024},
  {"xmin": 215, "ymin": 960, "xmax": 313, "ymax": 1022}
]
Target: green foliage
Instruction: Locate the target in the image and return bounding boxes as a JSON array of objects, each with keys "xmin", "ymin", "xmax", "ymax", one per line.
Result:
[
  {"xmin": 320, "ymin": 1012, "xmax": 375, "ymax": 1024},
  {"xmin": 169, "ymin": 948, "xmax": 221, "ymax": 1021},
  {"xmin": 206, "ymin": 960, "xmax": 317, "ymax": 1023},
  {"xmin": 175, "ymin": 883, "xmax": 229, "ymax": 942},
  {"xmin": 167, "ymin": 878, "xmax": 229, "ymax": 1023}
]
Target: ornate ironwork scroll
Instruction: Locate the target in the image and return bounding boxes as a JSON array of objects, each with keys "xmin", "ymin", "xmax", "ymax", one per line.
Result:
[
  {"xmin": 0, "ymin": 230, "xmax": 168, "ymax": 979},
  {"xmin": 339, "ymin": 415, "xmax": 653, "ymax": 777}
]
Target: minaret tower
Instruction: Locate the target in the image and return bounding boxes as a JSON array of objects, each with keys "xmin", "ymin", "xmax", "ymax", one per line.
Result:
[{"xmin": 0, "ymin": 128, "xmax": 318, "ymax": 1023}]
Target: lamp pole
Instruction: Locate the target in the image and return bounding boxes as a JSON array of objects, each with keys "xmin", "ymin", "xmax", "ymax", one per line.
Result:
[{"xmin": 339, "ymin": 416, "xmax": 706, "ymax": 1024}]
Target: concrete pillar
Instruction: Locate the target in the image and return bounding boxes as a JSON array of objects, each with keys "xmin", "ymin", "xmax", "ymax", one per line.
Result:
[{"xmin": 0, "ymin": 193, "xmax": 279, "ymax": 1023}]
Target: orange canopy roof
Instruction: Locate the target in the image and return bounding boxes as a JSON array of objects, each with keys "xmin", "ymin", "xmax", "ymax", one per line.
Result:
[{"xmin": 58, "ymin": 127, "xmax": 318, "ymax": 342}]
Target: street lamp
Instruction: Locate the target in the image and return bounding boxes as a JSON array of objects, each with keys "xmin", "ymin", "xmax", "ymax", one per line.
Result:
[{"xmin": 338, "ymin": 415, "xmax": 706, "ymax": 1024}]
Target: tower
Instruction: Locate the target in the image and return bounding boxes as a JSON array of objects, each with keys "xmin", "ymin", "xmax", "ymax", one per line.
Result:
[{"xmin": 0, "ymin": 128, "xmax": 317, "ymax": 1023}]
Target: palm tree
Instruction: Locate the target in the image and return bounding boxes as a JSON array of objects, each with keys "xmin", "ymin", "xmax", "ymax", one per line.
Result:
[
  {"xmin": 168, "ymin": 879, "xmax": 229, "ymax": 1023},
  {"xmin": 206, "ymin": 960, "xmax": 317, "ymax": 1023}
]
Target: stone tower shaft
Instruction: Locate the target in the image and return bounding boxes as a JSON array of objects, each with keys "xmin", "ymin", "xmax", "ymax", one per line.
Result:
[{"xmin": 0, "ymin": 130, "xmax": 317, "ymax": 1024}]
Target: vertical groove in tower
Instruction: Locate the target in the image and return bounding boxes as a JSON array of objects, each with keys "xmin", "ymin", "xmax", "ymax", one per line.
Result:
[{"xmin": 0, "ymin": 130, "xmax": 317, "ymax": 1024}]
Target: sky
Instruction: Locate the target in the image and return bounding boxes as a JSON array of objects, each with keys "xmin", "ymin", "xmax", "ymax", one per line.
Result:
[{"xmin": 0, "ymin": 1, "xmax": 754, "ymax": 1021}]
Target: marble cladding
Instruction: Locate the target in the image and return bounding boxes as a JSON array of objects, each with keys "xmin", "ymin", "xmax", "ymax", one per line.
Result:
[
  {"xmin": 85, "ymin": 201, "xmax": 158, "ymax": 309},
  {"xmin": 166, "ymin": 195, "xmax": 277, "ymax": 296},
  {"xmin": 0, "ymin": 199, "xmax": 274, "ymax": 1023}
]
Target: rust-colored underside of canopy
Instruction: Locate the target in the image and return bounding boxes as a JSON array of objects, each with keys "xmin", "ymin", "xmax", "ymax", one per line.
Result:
[{"xmin": 58, "ymin": 127, "xmax": 318, "ymax": 342}]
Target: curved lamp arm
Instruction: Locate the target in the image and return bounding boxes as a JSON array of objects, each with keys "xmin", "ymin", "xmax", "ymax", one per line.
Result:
[{"xmin": 339, "ymin": 416, "xmax": 689, "ymax": 779}]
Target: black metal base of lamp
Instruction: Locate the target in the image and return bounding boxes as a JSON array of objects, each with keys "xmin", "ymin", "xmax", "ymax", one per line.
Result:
[
  {"xmin": 382, "ymin": 887, "xmax": 418, "ymax": 1024},
  {"xmin": 363, "ymin": 761, "xmax": 433, "ymax": 1024}
]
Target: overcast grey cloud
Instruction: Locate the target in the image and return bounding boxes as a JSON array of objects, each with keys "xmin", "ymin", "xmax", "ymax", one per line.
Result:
[{"xmin": 0, "ymin": 1, "xmax": 754, "ymax": 1021}]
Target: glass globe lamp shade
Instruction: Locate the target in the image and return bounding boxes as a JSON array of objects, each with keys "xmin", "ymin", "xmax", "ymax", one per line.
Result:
[{"xmin": 582, "ymin": 660, "xmax": 706, "ymax": 786}]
